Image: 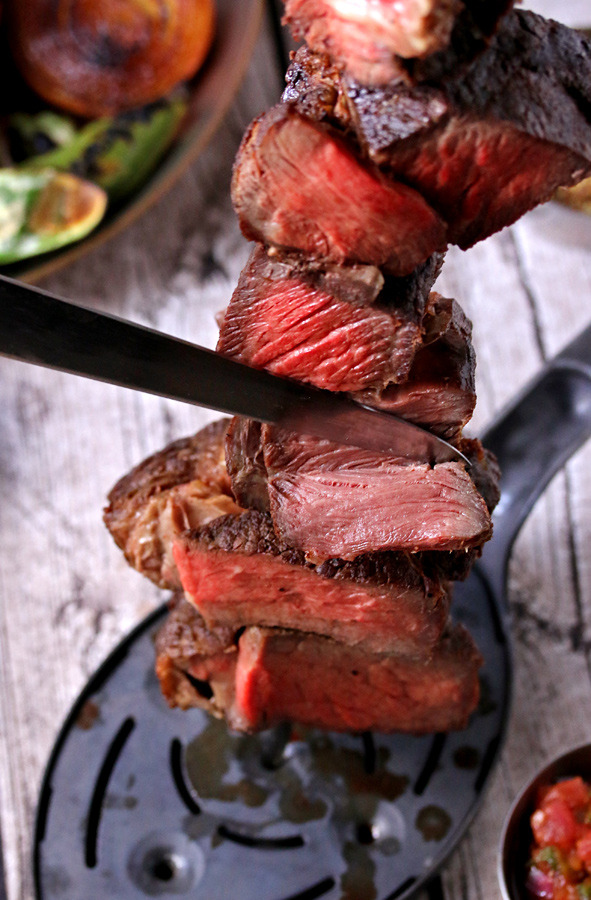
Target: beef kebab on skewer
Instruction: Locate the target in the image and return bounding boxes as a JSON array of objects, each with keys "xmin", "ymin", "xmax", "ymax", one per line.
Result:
[{"xmin": 105, "ymin": 4, "xmax": 591, "ymax": 734}]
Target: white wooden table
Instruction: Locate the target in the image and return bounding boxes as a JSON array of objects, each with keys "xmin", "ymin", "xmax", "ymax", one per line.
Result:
[{"xmin": 0, "ymin": 4, "xmax": 590, "ymax": 899}]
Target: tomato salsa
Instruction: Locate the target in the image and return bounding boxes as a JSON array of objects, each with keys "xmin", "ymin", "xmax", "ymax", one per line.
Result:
[{"xmin": 527, "ymin": 776, "xmax": 591, "ymax": 900}]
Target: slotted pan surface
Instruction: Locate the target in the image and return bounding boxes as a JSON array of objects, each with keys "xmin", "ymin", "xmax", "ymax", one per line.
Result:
[{"xmin": 34, "ymin": 595, "xmax": 507, "ymax": 900}]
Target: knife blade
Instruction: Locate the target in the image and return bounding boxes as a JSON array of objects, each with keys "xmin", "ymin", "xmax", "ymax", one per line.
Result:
[{"xmin": 0, "ymin": 273, "xmax": 467, "ymax": 465}]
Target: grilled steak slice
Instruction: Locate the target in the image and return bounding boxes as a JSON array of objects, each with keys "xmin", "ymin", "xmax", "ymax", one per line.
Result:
[
  {"xmin": 283, "ymin": 0, "xmax": 463, "ymax": 81},
  {"xmin": 264, "ymin": 441, "xmax": 492, "ymax": 560},
  {"xmin": 360, "ymin": 295, "xmax": 476, "ymax": 438},
  {"xmin": 285, "ymin": 15, "xmax": 591, "ymax": 250},
  {"xmin": 232, "ymin": 105, "xmax": 446, "ymax": 276},
  {"xmin": 104, "ymin": 420, "xmax": 242, "ymax": 588},
  {"xmin": 218, "ymin": 247, "xmax": 474, "ymax": 429},
  {"xmin": 156, "ymin": 597, "xmax": 482, "ymax": 734},
  {"xmin": 283, "ymin": 0, "xmax": 512, "ymax": 85},
  {"xmin": 235, "ymin": 622, "xmax": 482, "ymax": 733},
  {"xmin": 217, "ymin": 245, "xmax": 432, "ymax": 393},
  {"xmin": 226, "ymin": 424, "xmax": 492, "ymax": 561},
  {"xmin": 173, "ymin": 510, "xmax": 451, "ymax": 656},
  {"xmin": 225, "ymin": 420, "xmax": 494, "ymax": 582}
]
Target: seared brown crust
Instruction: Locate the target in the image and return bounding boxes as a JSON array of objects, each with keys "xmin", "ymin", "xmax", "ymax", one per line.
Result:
[
  {"xmin": 222, "ymin": 244, "xmax": 388, "ymax": 309},
  {"xmin": 403, "ymin": 0, "xmax": 514, "ymax": 83},
  {"xmin": 154, "ymin": 593, "xmax": 235, "ymax": 663},
  {"xmin": 104, "ymin": 419, "xmax": 241, "ymax": 587},
  {"xmin": 185, "ymin": 507, "xmax": 461, "ymax": 592},
  {"xmin": 155, "ymin": 595, "xmax": 238, "ymax": 715},
  {"xmin": 459, "ymin": 439, "xmax": 501, "ymax": 514},
  {"xmin": 442, "ymin": 11, "xmax": 591, "ymax": 158},
  {"xmin": 105, "ymin": 420, "xmax": 232, "ymax": 533},
  {"xmin": 189, "ymin": 509, "xmax": 310, "ymax": 564},
  {"xmin": 283, "ymin": 45, "xmax": 352, "ymax": 129},
  {"xmin": 225, "ymin": 418, "xmax": 270, "ymax": 513}
]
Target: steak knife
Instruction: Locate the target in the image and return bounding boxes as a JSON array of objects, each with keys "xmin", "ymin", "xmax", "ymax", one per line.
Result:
[{"xmin": 0, "ymin": 274, "xmax": 467, "ymax": 464}]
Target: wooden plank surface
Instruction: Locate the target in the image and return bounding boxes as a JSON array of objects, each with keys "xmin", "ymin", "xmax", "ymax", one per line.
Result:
[{"xmin": 0, "ymin": 4, "xmax": 590, "ymax": 899}]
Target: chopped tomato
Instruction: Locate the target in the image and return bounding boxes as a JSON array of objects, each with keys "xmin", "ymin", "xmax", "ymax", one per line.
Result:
[
  {"xmin": 532, "ymin": 799, "xmax": 579, "ymax": 851},
  {"xmin": 543, "ymin": 778, "xmax": 591, "ymax": 815},
  {"xmin": 527, "ymin": 776, "xmax": 591, "ymax": 899},
  {"xmin": 576, "ymin": 832, "xmax": 591, "ymax": 871}
]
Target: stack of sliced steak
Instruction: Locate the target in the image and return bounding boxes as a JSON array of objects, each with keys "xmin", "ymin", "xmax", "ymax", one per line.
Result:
[
  {"xmin": 106, "ymin": 420, "xmax": 493, "ymax": 733},
  {"xmin": 105, "ymin": 4, "xmax": 591, "ymax": 735},
  {"xmin": 236, "ymin": 13, "xmax": 591, "ymax": 273}
]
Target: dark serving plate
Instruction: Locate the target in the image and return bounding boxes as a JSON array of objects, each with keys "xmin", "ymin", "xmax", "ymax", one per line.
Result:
[
  {"xmin": 3, "ymin": 0, "xmax": 264, "ymax": 284},
  {"xmin": 33, "ymin": 323, "xmax": 591, "ymax": 899}
]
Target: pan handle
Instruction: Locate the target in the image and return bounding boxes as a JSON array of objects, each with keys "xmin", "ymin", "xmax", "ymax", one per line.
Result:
[{"xmin": 479, "ymin": 321, "xmax": 591, "ymax": 603}]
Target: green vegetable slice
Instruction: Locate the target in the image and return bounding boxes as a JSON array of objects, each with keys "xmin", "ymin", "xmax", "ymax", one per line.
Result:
[
  {"xmin": 0, "ymin": 169, "xmax": 107, "ymax": 264},
  {"xmin": 9, "ymin": 111, "xmax": 78, "ymax": 158},
  {"xmin": 531, "ymin": 846, "xmax": 562, "ymax": 872},
  {"xmin": 19, "ymin": 98, "xmax": 187, "ymax": 203}
]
